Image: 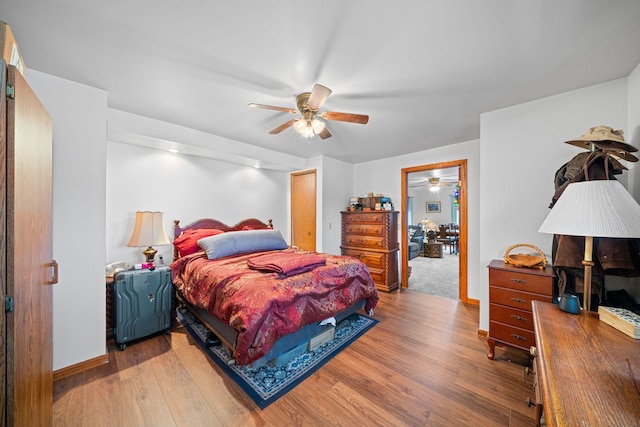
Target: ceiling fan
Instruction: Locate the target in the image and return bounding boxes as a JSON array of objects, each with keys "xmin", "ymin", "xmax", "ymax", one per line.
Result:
[
  {"xmin": 248, "ymin": 84, "xmax": 369, "ymax": 139},
  {"xmin": 426, "ymin": 177, "xmax": 458, "ymax": 192}
]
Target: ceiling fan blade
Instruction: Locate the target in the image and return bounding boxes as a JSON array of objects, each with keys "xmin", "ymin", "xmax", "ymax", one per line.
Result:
[
  {"xmin": 321, "ymin": 111, "xmax": 369, "ymax": 124},
  {"xmin": 249, "ymin": 103, "xmax": 297, "ymax": 114},
  {"xmin": 318, "ymin": 127, "xmax": 332, "ymax": 140},
  {"xmin": 306, "ymin": 84, "xmax": 332, "ymax": 110},
  {"xmin": 269, "ymin": 119, "xmax": 296, "ymax": 134}
]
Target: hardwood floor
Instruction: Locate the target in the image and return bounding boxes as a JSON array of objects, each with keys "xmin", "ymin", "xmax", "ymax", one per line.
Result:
[{"xmin": 53, "ymin": 290, "xmax": 536, "ymax": 426}]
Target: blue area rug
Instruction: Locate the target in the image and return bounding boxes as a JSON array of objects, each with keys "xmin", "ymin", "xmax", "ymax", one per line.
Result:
[{"xmin": 177, "ymin": 309, "xmax": 377, "ymax": 409}]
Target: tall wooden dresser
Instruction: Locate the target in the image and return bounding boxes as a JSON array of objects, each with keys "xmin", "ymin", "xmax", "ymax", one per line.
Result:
[
  {"xmin": 341, "ymin": 211, "xmax": 399, "ymax": 292},
  {"xmin": 487, "ymin": 259, "xmax": 555, "ymax": 359}
]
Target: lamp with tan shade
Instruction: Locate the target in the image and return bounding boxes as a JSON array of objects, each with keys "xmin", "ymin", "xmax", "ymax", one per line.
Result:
[{"xmin": 127, "ymin": 211, "xmax": 171, "ymax": 264}]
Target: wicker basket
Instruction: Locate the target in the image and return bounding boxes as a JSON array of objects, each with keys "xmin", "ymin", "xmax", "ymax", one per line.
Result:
[{"xmin": 503, "ymin": 244, "xmax": 547, "ymax": 268}]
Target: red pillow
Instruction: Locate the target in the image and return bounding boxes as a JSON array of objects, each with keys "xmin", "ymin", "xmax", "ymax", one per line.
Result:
[{"xmin": 174, "ymin": 229, "xmax": 224, "ymax": 256}]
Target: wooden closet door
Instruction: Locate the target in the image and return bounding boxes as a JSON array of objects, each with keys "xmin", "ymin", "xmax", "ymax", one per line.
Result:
[
  {"xmin": 0, "ymin": 59, "xmax": 7, "ymax": 427},
  {"xmin": 5, "ymin": 65, "xmax": 53, "ymax": 426},
  {"xmin": 291, "ymin": 169, "xmax": 316, "ymax": 251}
]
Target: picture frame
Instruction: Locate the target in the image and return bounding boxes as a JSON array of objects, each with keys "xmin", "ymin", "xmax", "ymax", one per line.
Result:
[{"xmin": 426, "ymin": 201, "xmax": 441, "ymax": 213}]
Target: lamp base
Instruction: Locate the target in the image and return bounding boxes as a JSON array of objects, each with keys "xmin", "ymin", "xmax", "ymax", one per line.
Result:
[{"xmin": 143, "ymin": 246, "xmax": 157, "ymax": 263}]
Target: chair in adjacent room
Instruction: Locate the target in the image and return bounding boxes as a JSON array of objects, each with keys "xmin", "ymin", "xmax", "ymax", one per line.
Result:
[
  {"xmin": 436, "ymin": 225, "xmax": 450, "ymax": 252},
  {"xmin": 437, "ymin": 224, "xmax": 459, "ymax": 254},
  {"xmin": 449, "ymin": 224, "xmax": 460, "ymax": 254}
]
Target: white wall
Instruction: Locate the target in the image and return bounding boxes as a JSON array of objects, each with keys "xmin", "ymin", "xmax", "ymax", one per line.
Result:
[
  {"xmin": 108, "ymin": 109, "xmax": 305, "ymax": 173},
  {"xmin": 25, "ymin": 70, "xmax": 108, "ymax": 370},
  {"xmin": 353, "ymin": 140, "xmax": 481, "ymax": 300},
  {"xmin": 411, "ymin": 186, "xmax": 457, "ymax": 226},
  {"xmin": 106, "ymin": 140, "xmax": 289, "ymax": 265},
  {"xmin": 318, "ymin": 156, "xmax": 354, "ymax": 255},
  {"xmin": 479, "ymin": 78, "xmax": 629, "ymax": 330}
]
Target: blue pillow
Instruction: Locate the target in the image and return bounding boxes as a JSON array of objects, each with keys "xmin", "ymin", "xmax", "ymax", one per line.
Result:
[{"xmin": 198, "ymin": 229, "xmax": 288, "ymax": 260}]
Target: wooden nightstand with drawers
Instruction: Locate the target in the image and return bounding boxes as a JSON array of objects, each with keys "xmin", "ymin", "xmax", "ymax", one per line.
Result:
[{"xmin": 487, "ymin": 259, "xmax": 555, "ymax": 359}]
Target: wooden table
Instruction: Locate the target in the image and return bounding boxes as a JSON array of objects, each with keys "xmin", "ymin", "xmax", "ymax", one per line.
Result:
[
  {"xmin": 532, "ymin": 301, "xmax": 640, "ymax": 426},
  {"xmin": 424, "ymin": 242, "xmax": 443, "ymax": 258}
]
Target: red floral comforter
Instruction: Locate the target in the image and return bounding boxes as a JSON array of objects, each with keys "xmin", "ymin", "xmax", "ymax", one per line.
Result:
[{"xmin": 170, "ymin": 248, "xmax": 379, "ymax": 365}]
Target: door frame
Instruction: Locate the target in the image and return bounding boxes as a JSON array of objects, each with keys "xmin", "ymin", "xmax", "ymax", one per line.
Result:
[{"xmin": 401, "ymin": 159, "xmax": 475, "ymax": 305}]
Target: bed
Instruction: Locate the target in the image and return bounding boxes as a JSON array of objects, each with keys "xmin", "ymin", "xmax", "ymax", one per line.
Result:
[{"xmin": 170, "ymin": 217, "xmax": 379, "ymax": 366}]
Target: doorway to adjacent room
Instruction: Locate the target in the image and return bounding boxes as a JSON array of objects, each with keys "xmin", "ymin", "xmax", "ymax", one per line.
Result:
[{"xmin": 401, "ymin": 160, "xmax": 470, "ymax": 303}]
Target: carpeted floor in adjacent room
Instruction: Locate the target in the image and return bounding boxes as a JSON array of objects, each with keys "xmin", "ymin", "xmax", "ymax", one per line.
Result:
[{"xmin": 408, "ymin": 250, "xmax": 459, "ymax": 300}]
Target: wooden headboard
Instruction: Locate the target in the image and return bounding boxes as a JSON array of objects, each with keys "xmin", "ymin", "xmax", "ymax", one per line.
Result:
[{"xmin": 173, "ymin": 218, "xmax": 273, "ymax": 260}]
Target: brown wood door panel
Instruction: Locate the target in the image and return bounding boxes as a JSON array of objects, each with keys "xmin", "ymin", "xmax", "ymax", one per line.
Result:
[
  {"xmin": 0, "ymin": 59, "xmax": 7, "ymax": 427},
  {"xmin": 291, "ymin": 170, "xmax": 316, "ymax": 251},
  {"xmin": 5, "ymin": 66, "xmax": 53, "ymax": 426}
]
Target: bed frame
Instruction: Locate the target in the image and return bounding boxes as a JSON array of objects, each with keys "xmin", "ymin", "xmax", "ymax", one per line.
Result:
[
  {"xmin": 172, "ymin": 217, "xmax": 365, "ymax": 367},
  {"xmin": 173, "ymin": 217, "xmax": 273, "ymax": 261}
]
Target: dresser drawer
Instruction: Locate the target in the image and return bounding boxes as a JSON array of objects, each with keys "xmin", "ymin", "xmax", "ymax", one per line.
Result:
[
  {"xmin": 489, "ymin": 303, "xmax": 534, "ymax": 330},
  {"xmin": 489, "ymin": 286, "xmax": 553, "ymax": 311},
  {"xmin": 367, "ymin": 268, "xmax": 384, "ymax": 285},
  {"xmin": 489, "ymin": 268, "xmax": 553, "ymax": 295},
  {"xmin": 343, "ymin": 223, "xmax": 385, "ymax": 237},
  {"xmin": 342, "ymin": 212, "xmax": 389, "ymax": 224},
  {"xmin": 489, "ymin": 321, "xmax": 535, "ymax": 349},
  {"xmin": 342, "ymin": 234, "xmax": 385, "ymax": 249},
  {"xmin": 342, "ymin": 248, "xmax": 386, "ymax": 270}
]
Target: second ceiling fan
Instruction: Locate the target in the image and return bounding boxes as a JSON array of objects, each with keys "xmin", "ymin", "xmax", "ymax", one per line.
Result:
[{"xmin": 248, "ymin": 84, "xmax": 369, "ymax": 139}]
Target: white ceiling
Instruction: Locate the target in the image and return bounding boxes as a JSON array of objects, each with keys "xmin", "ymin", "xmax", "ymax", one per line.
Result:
[
  {"xmin": 4, "ymin": 1, "xmax": 640, "ymax": 164},
  {"xmin": 408, "ymin": 167, "xmax": 460, "ymax": 189}
]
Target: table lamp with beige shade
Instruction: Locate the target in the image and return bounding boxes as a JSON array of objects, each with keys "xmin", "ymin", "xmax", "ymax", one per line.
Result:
[{"xmin": 127, "ymin": 211, "xmax": 171, "ymax": 264}]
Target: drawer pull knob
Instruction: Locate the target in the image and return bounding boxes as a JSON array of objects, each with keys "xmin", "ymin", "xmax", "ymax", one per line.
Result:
[
  {"xmin": 510, "ymin": 334, "xmax": 527, "ymax": 341},
  {"xmin": 510, "ymin": 314, "xmax": 528, "ymax": 322},
  {"xmin": 510, "ymin": 297, "xmax": 527, "ymax": 303},
  {"xmin": 510, "ymin": 278, "xmax": 527, "ymax": 283},
  {"xmin": 526, "ymin": 397, "xmax": 534, "ymax": 407}
]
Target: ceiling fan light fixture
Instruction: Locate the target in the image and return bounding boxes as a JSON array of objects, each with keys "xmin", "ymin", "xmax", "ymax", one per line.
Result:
[
  {"xmin": 295, "ymin": 119, "xmax": 314, "ymax": 138},
  {"xmin": 428, "ymin": 177, "xmax": 441, "ymax": 191},
  {"xmin": 292, "ymin": 118, "xmax": 325, "ymax": 138},
  {"xmin": 293, "ymin": 118, "xmax": 307, "ymax": 134},
  {"xmin": 311, "ymin": 118, "xmax": 325, "ymax": 134},
  {"xmin": 302, "ymin": 126, "xmax": 315, "ymax": 138}
]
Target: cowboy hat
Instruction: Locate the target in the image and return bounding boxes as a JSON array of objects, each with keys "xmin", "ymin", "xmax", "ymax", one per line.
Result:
[{"xmin": 565, "ymin": 125, "xmax": 638, "ymax": 153}]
